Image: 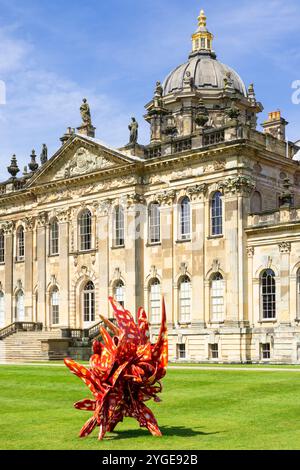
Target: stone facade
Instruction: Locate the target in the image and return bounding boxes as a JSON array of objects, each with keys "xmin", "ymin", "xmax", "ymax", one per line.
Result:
[{"xmin": 0, "ymin": 9, "xmax": 300, "ymax": 363}]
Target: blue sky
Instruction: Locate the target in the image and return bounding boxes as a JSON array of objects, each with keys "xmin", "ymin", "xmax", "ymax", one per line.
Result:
[{"xmin": 0, "ymin": 0, "xmax": 299, "ymax": 180}]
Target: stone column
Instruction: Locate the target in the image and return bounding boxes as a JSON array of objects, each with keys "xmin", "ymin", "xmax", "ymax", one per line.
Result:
[
  {"xmin": 247, "ymin": 247, "xmax": 255, "ymax": 326},
  {"xmin": 97, "ymin": 200, "xmax": 111, "ymax": 317},
  {"xmin": 279, "ymin": 242, "xmax": 291, "ymax": 324},
  {"xmin": 3, "ymin": 222, "xmax": 14, "ymax": 325},
  {"xmin": 24, "ymin": 217, "xmax": 35, "ymax": 321},
  {"xmin": 36, "ymin": 212, "xmax": 48, "ymax": 329},
  {"xmin": 188, "ymin": 184, "xmax": 207, "ymax": 326},
  {"xmin": 125, "ymin": 195, "xmax": 145, "ymax": 318},
  {"xmin": 157, "ymin": 190, "xmax": 176, "ymax": 326},
  {"xmin": 57, "ymin": 210, "xmax": 70, "ymax": 328},
  {"xmin": 219, "ymin": 177, "xmax": 255, "ymax": 326}
]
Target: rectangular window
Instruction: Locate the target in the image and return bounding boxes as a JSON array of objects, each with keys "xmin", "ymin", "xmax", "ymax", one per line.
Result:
[
  {"xmin": 261, "ymin": 343, "xmax": 271, "ymax": 360},
  {"xmin": 209, "ymin": 344, "xmax": 219, "ymax": 359},
  {"xmin": 179, "ymin": 279, "xmax": 191, "ymax": 323},
  {"xmin": 50, "ymin": 223, "xmax": 59, "ymax": 256},
  {"xmin": 0, "ymin": 233, "xmax": 4, "ymax": 263},
  {"xmin": 115, "ymin": 208, "xmax": 125, "ymax": 247},
  {"xmin": 177, "ymin": 344, "xmax": 186, "ymax": 360},
  {"xmin": 201, "ymin": 38, "xmax": 206, "ymax": 48},
  {"xmin": 150, "ymin": 282, "xmax": 161, "ymax": 324},
  {"xmin": 149, "ymin": 204, "xmax": 160, "ymax": 244}
]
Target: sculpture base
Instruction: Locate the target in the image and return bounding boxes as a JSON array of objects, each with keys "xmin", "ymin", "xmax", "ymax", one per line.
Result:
[{"xmin": 77, "ymin": 124, "xmax": 96, "ymax": 138}]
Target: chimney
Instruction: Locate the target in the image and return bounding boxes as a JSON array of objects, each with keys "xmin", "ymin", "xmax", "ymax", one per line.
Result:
[{"xmin": 262, "ymin": 110, "xmax": 288, "ymax": 141}]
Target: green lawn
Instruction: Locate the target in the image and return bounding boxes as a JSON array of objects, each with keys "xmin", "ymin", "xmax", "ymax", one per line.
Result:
[{"xmin": 1, "ymin": 364, "xmax": 300, "ymax": 450}]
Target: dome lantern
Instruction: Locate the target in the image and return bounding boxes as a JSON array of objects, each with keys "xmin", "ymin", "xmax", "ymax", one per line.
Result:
[{"xmin": 191, "ymin": 9, "xmax": 214, "ymax": 57}]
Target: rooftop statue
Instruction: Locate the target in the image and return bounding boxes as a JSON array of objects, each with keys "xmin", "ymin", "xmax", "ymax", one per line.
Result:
[
  {"xmin": 129, "ymin": 117, "xmax": 138, "ymax": 145},
  {"xmin": 80, "ymin": 98, "xmax": 92, "ymax": 126}
]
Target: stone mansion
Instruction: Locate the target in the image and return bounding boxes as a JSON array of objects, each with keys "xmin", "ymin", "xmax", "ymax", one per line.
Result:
[{"xmin": 0, "ymin": 9, "xmax": 300, "ymax": 363}]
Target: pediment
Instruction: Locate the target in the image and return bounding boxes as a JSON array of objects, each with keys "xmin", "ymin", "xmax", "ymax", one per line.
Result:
[
  {"xmin": 54, "ymin": 146, "xmax": 115, "ymax": 180},
  {"xmin": 27, "ymin": 135, "xmax": 136, "ymax": 187}
]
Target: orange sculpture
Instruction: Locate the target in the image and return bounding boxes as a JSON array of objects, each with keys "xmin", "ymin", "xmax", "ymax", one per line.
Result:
[{"xmin": 64, "ymin": 297, "xmax": 168, "ymax": 440}]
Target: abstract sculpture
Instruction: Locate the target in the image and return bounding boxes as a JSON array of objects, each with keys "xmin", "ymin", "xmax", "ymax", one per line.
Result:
[{"xmin": 64, "ymin": 297, "xmax": 168, "ymax": 440}]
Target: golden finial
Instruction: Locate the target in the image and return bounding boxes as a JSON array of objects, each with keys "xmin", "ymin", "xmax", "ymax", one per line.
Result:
[{"xmin": 198, "ymin": 9, "xmax": 207, "ymax": 28}]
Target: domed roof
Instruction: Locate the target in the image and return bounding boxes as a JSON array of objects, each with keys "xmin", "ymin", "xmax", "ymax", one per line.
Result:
[{"xmin": 163, "ymin": 54, "xmax": 247, "ymax": 97}]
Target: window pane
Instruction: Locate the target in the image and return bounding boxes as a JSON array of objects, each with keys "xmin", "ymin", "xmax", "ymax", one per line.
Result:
[
  {"xmin": 115, "ymin": 206, "xmax": 125, "ymax": 247},
  {"xmin": 0, "ymin": 231, "xmax": 4, "ymax": 263},
  {"xmin": 150, "ymin": 280, "xmax": 161, "ymax": 323},
  {"xmin": 51, "ymin": 289, "xmax": 59, "ymax": 325},
  {"xmin": 180, "ymin": 198, "xmax": 191, "ymax": 240},
  {"xmin": 115, "ymin": 282, "xmax": 125, "ymax": 307},
  {"xmin": 83, "ymin": 282, "xmax": 95, "ymax": 323},
  {"xmin": 80, "ymin": 211, "xmax": 92, "ymax": 251},
  {"xmin": 16, "ymin": 291, "xmax": 24, "ymax": 321},
  {"xmin": 149, "ymin": 203, "xmax": 160, "ymax": 244},
  {"xmin": 179, "ymin": 277, "xmax": 191, "ymax": 323},
  {"xmin": 50, "ymin": 221, "xmax": 59, "ymax": 255},
  {"xmin": 211, "ymin": 192, "xmax": 223, "ymax": 236},
  {"xmin": 261, "ymin": 270, "xmax": 276, "ymax": 319},
  {"xmin": 0, "ymin": 292, "xmax": 5, "ymax": 327},
  {"xmin": 211, "ymin": 273, "xmax": 224, "ymax": 322},
  {"xmin": 18, "ymin": 228, "xmax": 25, "ymax": 260}
]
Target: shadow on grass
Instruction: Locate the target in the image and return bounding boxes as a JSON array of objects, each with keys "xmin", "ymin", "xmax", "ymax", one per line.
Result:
[{"xmin": 105, "ymin": 426, "xmax": 221, "ymax": 440}]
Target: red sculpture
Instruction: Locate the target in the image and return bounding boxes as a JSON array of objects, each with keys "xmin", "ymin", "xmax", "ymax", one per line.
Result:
[{"xmin": 64, "ymin": 297, "xmax": 168, "ymax": 440}]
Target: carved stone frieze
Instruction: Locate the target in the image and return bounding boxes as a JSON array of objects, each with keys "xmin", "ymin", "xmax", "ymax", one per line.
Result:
[
  {"xmin": 247, "ymin": 247, "xmax": 255, "ymax": 258},
  {"xmin": 37, "ymin": 212, "xmax": 48, "ymax": 228},
  {"xmin": 218, "ymin": 176, "xmax": 255, "ymax": 196},
  {"xmin": 55, "ymin": 147, "xmax": 115, "ymax": 180},
  {"xmin": 278, "ymin": 242, "xmax": 291, "ymax": 254},
  {"xmin": 157, "ymin": 190, "xmax": 176, "ymax": 206},
  {"xmin": 187, "ymin": 183, "xmax": 208, "ymax": 200},
  {"xmin": 2, "ymin": 221, "xmax": 15, "ymax": 235}
]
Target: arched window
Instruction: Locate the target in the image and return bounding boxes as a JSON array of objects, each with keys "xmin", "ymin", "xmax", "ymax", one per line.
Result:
[
  {"xmin": 149, "ymin": 203, "xmax": 160, "ymax": 244},
  {"xmin": 179, "ymin": 276, "xmax": 191, "ymax": 323},
  {"xmin": 51, "ymin": 287, "xmax": 60, "ymax": 325},
  {"xmin": 83, "ymin": 281, "xmax": 95, "ymax": 324},
  {"xmin": 79, "ymin": 210, "xmax": 92, "ymax": 251},
  {"xmin": 179, "ymin": 197, "xmax": 191, "ymax": 240},
  {"xmin": 114, "ymin": 280, "xmax": 125, "ymax": 307},
  {"xmin": 250, "ymin": 191, "xmax": 262, "ymax": 213},
  {"xmin": 211, "ymin": 192, "xmax": 223, "ymax": 236},
  {"xmin": 16, "ymin": 290, "xmax": 25, "ymax": 321},
  {"xmin": 0, "ymin": 291, "xmax": 5, "ymax": 328},
  {"xmin": 17, "ymin": 227, "xmax": 25, "ymax": 261},
  {"xmin": 211, "ymin": 273, "xmax": 225, "ymax": 322},
  {"xmin": 261, "ymin": 269, "xmax": 276, "ymax": 320},
  {"xmin": 49, "ymin": 219, "xmax": 59, "ymax": 256},
  {"xmin": 0, "ymin": 230, "xmax": 4, "ymax": 263},
  {"xmin": 114, "ymin": 206, "xmax": 125, "ymax": 247},
  {"xmin": 297, "ymin": 269, "xmax": 300, "ymax": 320},
  {"xmin": 149, "ymin": 279, "xmax": 161, "ymax": 324}
]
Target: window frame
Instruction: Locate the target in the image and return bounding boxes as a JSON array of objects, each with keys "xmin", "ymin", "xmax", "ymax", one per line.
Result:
[
  {"xmin": 50, "ymin": 287, "xmax": 60, "ymax": 325},
  {"xmin": 0, "ymin": 230, "xmax": 4, "ymax": 264},
  {"xmin": 114, "ymin": 206, "xmax": 125, "ymax": 248},
  {"xmin": 83, "ymin": 281, "xmax": 95, "ymax": 324},
  {"xmin": 261, "ymin": 343, "xmax": 271, "ymax": 360},
  {"xmin": 149, "ymin": 279, "xmax": 161, "ymax": 324},
  {"xmin": 114, "ymin": 280, "xmax": 125, "ymax": 307},
  {"xmin": 17, "ymin": 226, "xmax": 25, "ymax": 261},
  {"xmin": 79, "ymin": 210, "xmax": 92, "ymax": 252},
  {"xmin": 148, "ymin": 202, "xmax": 161, "ymax": 245},
  {"xmin": 177, "ymin": 343, "xmax": 186, "ymax": 360},
  {"xmin": 210, "ymin": 273, "xmax": 225, "ymax": 323},
  {"xmin": 49, "ymin": 219, "xmax": 59, "ymax": 256},
  {"xmin": 16, "ymin": 290, "xmax": 25, "ymax": 321},
  {"xmin": 179, "ymin": 197, "xmax": 191, "ymax": 241},
  {"xmin": 261, "ymin": 269, "xmax": 276, "ymax": 321},
  {"xmin": 211, "ymin": 192, "xmax": 223, "ymax": 237},
  {"xmin": 179, "ymin": 276, "xmax": 192, "ymax": 324}
]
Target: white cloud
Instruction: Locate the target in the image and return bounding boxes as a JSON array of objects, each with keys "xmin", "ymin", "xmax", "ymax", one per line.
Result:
[{"xmin": 0, "ymin": 26, "xmax": 137, "ymax": 181}]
